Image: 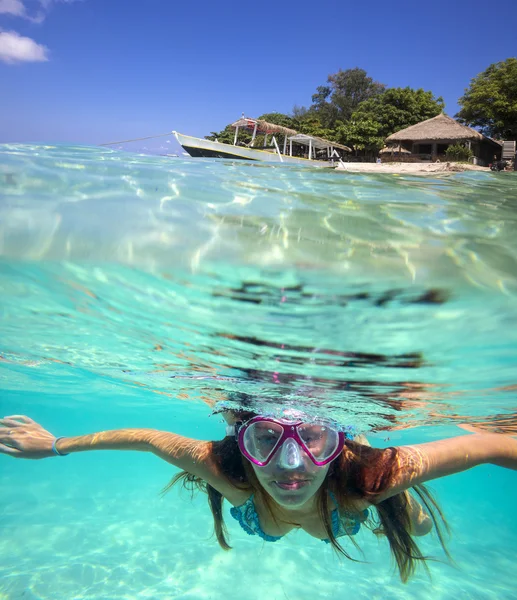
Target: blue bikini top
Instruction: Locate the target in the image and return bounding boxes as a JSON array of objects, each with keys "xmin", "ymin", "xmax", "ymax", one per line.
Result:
[{"xmin": 230, "ymin": 492, "xmax": 368, "ymax": 543}]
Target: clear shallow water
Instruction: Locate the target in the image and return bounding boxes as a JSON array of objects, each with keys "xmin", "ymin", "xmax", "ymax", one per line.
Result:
[{"xmin": 1, "ymin": 144, "xmax": 517, "ymax": 599}]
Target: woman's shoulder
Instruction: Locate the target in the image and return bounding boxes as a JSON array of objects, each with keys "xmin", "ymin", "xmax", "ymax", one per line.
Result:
[
  {"xmin": 196, "ymin": 468, "xmax": 253, "ymax": 506},
  {"xmin": 202, "ymin": 453, "xmax": 254, "ymax": 505}
]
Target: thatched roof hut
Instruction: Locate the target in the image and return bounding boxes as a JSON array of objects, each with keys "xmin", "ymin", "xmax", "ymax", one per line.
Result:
[
  {"xmin": 230, "ymin": 117, "xmax": 298, "ymax": 137},
  {"xmin": 385, "ymin": 113, "xmax": 501, "ymax": 165},
  {"xmin": 386, "ymin": 113, "xmax": 488, "ymax": 143}
]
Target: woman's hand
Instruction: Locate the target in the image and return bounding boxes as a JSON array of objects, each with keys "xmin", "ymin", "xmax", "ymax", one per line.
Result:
[{"xmin": 0, "ymin": 415, "xmax": 58, "ymax": 459}]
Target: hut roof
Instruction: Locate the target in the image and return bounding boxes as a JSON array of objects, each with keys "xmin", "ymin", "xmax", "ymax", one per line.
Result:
[
  {"xmin": 230, "ymin": 117, "xmax": 298, "ymax": 137},
  {"xmin": 386, "ymin": 113, "xmax": 498, "ymax": 145}
]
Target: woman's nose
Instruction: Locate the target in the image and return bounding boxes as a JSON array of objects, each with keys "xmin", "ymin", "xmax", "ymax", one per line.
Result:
[{"xmin": 276, "ymin": 438, "xmax": 304, "ymax": 470}]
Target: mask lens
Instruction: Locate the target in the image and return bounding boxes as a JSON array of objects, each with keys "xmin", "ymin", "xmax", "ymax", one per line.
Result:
[
  {"xmin": 242, "ymin": 421, "xmax": 284, "ymax": 463},
  {"xmin": 298, "ymin": 423, "xmax": 339, "ymax": 461}
]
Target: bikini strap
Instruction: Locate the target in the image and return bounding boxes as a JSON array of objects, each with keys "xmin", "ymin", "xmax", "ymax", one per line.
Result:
[{"xmin": 329, "ymin": 491, "xmax": 339, "ymax": 508}]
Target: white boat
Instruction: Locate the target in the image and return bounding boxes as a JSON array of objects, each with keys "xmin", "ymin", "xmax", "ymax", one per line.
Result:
[{"xmin": 173, "ymin": 116, "xmax": 351, "ymax": 167}]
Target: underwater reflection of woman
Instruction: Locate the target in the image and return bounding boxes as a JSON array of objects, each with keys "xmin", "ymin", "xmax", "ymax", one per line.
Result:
[{"xmin": 1, "ymin": 411, "xmax": 517, "ymax": 582}]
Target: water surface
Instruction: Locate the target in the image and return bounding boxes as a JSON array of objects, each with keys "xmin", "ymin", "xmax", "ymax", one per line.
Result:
[{"xmin": 1, "ymin": 144, "xmax": 517, "ymax": 599}]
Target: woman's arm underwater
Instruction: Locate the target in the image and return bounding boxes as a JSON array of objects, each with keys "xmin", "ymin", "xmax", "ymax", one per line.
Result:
[
  {"xmin": 376, "ymin": 432, "xmax": 517, "ymax": 502},
  {"xmin": 0, "ymin": 414, "xmax": 230, "ymax": 491}
]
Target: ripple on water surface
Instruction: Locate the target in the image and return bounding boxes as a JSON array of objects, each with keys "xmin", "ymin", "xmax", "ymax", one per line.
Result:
[{"xmin": 1, "ymin": 143, "xmax": 517, "ymax": 434}]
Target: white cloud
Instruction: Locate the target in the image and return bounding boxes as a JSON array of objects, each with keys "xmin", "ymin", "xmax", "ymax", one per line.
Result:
[
  {"xmin": 0, "ymin": 0, "xmax": 25, "ymax": 16},
  {"xmin": 0, "ymin": 0, "xmax": 82, "ymax": 23},
  {"xmin": 0, "ymin": 0, "xmax": 44, "ymax": 22},
  {"xmin": 0, "ymin": 30, "xmax": 49, "ymax": 63}
]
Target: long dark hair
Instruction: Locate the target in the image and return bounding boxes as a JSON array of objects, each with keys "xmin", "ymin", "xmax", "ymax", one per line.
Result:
[{"xmin": 162, "ymin": 423, "xmax": 450, "ymax": 582}]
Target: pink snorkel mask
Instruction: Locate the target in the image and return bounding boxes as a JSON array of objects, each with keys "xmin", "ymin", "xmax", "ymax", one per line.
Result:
[{"xmin": 229, "ymin": 415, "xmax": 348, "ymax": 468}]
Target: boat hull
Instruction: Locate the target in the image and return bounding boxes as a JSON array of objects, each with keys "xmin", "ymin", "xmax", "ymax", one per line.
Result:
[
  {"xmin": 181, "ymin": 144, "xmax": 253, "ymax": 160},
  {"xmin": 173, "ymin": 132, "xmax": 334, "ymax": 167}
]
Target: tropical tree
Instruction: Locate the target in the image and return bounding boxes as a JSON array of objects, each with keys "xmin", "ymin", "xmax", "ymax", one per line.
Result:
[
  {"xmin": 256, "ymin": 112, "xmax": 296, "ymax": 129},
  {"xmin": 309, "ymin": 68, "xmax": 386, "ymax": 128},
  {"xmin": 290, "ymin": 115, "xmax": 336, "ymax": 141},
  {"xmin": 292, "ymin": 105, "xmax": 309, "ymax": 120},
  {"xmin": 336, "ymin": 117, "xmax": 384, "ymax": 153},
  {"xmin": 205, "ymin": 125, "xmax": 236, "ymax": 143},
  {"xmin": 348, "ymin": 87, "xmax": 444, "ymax": 142},
  {"xmin": 456, "ymin": 58, "xmax": 517, "ymax": 139},
  {"xmin": 309, "ymin": 85, "xmax": 337, "ymax": 129}
]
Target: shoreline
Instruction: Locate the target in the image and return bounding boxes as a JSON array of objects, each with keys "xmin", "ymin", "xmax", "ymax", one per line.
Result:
[{"xmin": 335, "ymin": 161, "xmax": 490, "ymax": 174}]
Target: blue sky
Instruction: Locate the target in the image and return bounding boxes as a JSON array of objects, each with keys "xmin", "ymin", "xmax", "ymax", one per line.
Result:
[{"xmin": 1, "ymin": 0, "xmax": 516, "ymax": 154}]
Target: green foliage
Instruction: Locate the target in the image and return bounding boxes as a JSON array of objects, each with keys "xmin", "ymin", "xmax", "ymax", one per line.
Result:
[
  {"xmin": 336, "ymin": 117, "xmax": 384, "ymax": 151},
  {"xmin": 256, "ymin": 112, "xmax": 296, "ymax": 129},
  {"xmin": 335, "ymin": 87, "xmax": 443, "ymax": 153},
  {"xmin": 292, "ymin": 115, "xmax": 337, "ymax": 141},
  {"xmin": 456, "ymin": 58, "xmax": 517, "ymax": 139},
  {"xmin": 205, "ymin": 126, "xmax": 236, "ymax": 143},
  {"xmin": 310, "ymin": 68, "xmax": 386, "ymax": 128},
  {"xmin": 328, "ymin": 68, "xmax": 386, "ymax": 120},
  {"xmin": 292, "ymin": 105, "xmax": 309, "ymax": 119},
  {"xmin": 445, "ymin": 143, "xmax": 474, "ymax": 162},
  {"xmin": 351, "ymin": 87, "xmax": 444, "ymax": 139}
]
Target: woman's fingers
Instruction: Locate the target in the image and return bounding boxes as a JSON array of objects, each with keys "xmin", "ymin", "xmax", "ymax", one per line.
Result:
[
  {"xmin": 0, "ymin": 418, "xmax": 56, "ymax": 459},
  {"xmin": 0, "ymin": 442, "xmax": 21, "ymax": 456},
  {"xmin": 2, "ymin": 415, "xmax": 36, "ymax": 424},
  {"xmin": 0, "ymin": 416, "xmax": 40, "ymax": 430},
  {"xmin": 0, "ymin": 418, "xmax": 29, "ymax": 428}
]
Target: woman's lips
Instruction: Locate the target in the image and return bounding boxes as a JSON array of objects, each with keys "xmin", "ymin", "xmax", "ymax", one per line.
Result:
[{"xmin": 274, "ymin": 480, "xmax": 310, "ymax": 490}]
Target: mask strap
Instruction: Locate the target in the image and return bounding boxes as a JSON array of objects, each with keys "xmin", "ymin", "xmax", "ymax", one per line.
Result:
[{"xmin": 226, "ymin": 421, "xmax": 243, "ymax": 439}]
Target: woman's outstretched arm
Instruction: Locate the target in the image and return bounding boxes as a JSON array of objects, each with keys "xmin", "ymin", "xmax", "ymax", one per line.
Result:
[
  {"xmin": 376, "ymin": 433, "xmax": 517, "ymax": 502},
  {"xmin": 0, "ymin": 414, "xmax": 228, "ymax": 489}
]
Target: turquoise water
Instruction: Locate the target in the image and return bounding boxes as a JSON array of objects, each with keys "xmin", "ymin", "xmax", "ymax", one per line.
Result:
[{"xmin": 1, "ymin": 144, "xmax": 517, "ymax": 599}]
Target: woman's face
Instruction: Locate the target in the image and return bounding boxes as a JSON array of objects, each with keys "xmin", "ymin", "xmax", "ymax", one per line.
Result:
[{"xmin": 249, "ymin": 443, "xmax": 330, "ymax": 509}]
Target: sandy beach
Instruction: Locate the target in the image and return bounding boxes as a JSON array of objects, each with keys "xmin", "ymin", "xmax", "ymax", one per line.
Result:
[{"xmin": 335, "ymin": 161, "xmax": 489, "ymax": 174}]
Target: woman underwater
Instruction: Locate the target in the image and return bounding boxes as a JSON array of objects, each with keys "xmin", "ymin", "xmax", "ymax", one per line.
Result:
[{"xmin": 1, "ymin": 408, "xmax": 516, "ymax": 582}]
